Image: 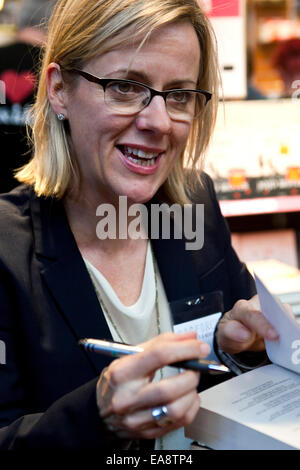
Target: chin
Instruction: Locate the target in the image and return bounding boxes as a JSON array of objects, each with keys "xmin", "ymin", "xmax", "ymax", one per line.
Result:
[
  {"xmin": 127, "ymin": 192, "xmax": 156, "ymax": 205},
  {"xmin": 124, "ymin": 184, "xmax": 162, "ymax": 205}
]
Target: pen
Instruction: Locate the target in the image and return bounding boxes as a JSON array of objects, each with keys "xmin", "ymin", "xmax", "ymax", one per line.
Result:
[{"xmin": 78, "ymin": 338, "xmax": 230, "ymax": 374}]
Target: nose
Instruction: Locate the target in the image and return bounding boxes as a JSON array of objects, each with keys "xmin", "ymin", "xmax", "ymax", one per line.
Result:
[{"xmin": 135, "ymin": 95, "xmax": 172, "ymax": 135}]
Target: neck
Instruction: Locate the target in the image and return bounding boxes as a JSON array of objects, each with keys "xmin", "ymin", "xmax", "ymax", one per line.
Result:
[{"xmin": 63, "ymin": 191, "xmax": 148, "ymax": 254}]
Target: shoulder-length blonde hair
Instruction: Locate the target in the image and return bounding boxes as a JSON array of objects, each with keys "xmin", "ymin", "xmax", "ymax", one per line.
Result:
[{"xmin": 16, "ymin": 0, "xmax": 220, "ymax": 204}]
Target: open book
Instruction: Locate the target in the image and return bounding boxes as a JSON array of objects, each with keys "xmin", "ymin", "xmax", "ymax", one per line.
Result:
[{"xmin": 185, "ymin": 275, "xmax": 300, "ymax": 450}]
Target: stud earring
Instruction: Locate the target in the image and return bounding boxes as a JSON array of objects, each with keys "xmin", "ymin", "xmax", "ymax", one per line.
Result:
[{"xmin": 57, "ymin": 113, "xmax": 65, "ymax": 121}]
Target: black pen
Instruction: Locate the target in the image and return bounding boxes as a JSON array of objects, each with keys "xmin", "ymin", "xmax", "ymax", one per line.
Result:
[{"xmin": 78, "ymin": 338, "xmax": 230, "ymax": 375}]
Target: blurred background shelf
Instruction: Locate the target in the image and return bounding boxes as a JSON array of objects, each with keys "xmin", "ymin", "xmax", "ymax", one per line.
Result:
[{"xmin": 247, "ymin": 259, "xmax": 300, "ymax": 319}]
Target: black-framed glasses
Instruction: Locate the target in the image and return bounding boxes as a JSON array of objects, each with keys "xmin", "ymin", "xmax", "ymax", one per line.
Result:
[{"xmin": 67, "ymin": 68, "xmax": 212, "ymax": 122}]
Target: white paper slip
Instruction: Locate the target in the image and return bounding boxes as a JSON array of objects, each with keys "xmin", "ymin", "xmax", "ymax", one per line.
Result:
[
  {"xmin": 173, "ymin": 312, "xmax": 221, "ymax": 362},
  {"xmin": 254, "ymin": 273, "xmax": 300, "ymax": 374}
]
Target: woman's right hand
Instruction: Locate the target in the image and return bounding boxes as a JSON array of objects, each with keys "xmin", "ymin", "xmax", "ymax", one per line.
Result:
[{"xmin": 96, "ymin": 331, "xmax": 210, "ymax": 440}]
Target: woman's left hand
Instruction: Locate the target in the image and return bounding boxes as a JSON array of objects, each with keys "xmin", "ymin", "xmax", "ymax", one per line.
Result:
[{"xmin": 215, "ymin": 294, "xmax": 280, "ymax": 354}]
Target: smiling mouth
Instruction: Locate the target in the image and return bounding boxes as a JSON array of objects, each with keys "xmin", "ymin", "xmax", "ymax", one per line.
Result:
[{"xmin": 118, "ymin": 145, "xmax": 161, "ymax": 167}]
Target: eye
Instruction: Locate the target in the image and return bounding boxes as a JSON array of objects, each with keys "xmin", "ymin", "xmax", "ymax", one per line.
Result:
[
  {"xmin": 109, "ymin": 81, "xmax": 140, "ymax": 95},
  {"xmin": 169, "ymin": 91, "xmax": 191, "ymax": 104},
  {"xmin": 114, "ymin": 82, "xmax": 133, "ymax": 93}
]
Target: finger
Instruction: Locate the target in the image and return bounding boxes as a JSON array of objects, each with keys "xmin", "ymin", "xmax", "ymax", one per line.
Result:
[
  {"xmin": 140, "ymin": 390, "xmax": 200, "ymax": 439},
  {"xmin": 112, "ymin": 369, "xmax": 200, "ymax": 414},
  {"xmin": 139, "ymin": 331, "xmax": 198, "ymax": 349},
  {"xmin": 108, "ymin": 335, "xmax": 209, "ymax": 385},
  {"xmin": 217, "ymin": 319, "xmax": 265, "ymax": 353},
  {"xmin": 160, "ymin": 389, "xmax": 200, "ymax": 428},
  {"xmin": 98, "ymin": 374, "xmax": 151, "ymax": 418},
  {"xmin": 219, "ymin": 318, "xmax": 255, "ymax": 345},
  {"xmin": 226, "ymin": 299, "xmax": 279, "ymax": 341},
  {"xmin": 113, "ymin": 390, "xmax": 200, "ymax": 440}
]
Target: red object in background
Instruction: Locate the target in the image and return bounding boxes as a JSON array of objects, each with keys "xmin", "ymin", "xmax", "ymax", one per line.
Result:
[
  {"xmin": 273, "ymin": 38, "xmax": 300, "ymax": 74},
  {"xmin": 0, "ymin": 70, "xmax": 36, "ymax": 104},
  {"xmin": 207, "ymin": 0, "xmax": 240, "ymax": 17}
]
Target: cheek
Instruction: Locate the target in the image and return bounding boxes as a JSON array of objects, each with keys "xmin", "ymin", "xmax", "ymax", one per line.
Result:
[
  {"xmin": 172, "ymin": 124, "xmax": 191, "ymax": 155},
  {"xmin": 174, "ymin": 117, "xmax": 191, "ymax": 136},
  {"xmin": 68, "ymin": 114, "xmax": 114, "ymax": 153}
]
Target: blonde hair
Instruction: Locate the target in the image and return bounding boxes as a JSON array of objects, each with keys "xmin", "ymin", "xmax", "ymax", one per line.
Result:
[{"xmin": 16, "ymin": 0, "xmax": 219, "ymax": 203}]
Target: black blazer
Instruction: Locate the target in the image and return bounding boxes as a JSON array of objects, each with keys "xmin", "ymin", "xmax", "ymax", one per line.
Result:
[{"xmin": 0, "ymin": 174, "xmax": 255, "ymax": 449}]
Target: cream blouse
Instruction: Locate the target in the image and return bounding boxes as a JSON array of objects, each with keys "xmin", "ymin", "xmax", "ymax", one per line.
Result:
[{"xmin": 83, "ymin": 241, "xmax": 192, "ymax": 450}]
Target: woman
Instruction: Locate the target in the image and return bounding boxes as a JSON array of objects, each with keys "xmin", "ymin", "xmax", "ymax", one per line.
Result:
[{"xmin": 0, "ymin": 0, "xmax": 278, "ymax": 450}]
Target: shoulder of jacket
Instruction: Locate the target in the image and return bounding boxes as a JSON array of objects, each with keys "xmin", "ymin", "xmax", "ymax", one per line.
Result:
[{"xmin": 0, "ymin": 184, "xmax": 33, "ymax": 220}]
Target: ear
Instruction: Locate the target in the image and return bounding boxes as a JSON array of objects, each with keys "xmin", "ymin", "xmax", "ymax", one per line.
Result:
[{"xmin": 47, "ymin": 63, "xmax": 69, "ymax": 118}]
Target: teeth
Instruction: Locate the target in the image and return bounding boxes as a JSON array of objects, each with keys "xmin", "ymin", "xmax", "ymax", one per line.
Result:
[
  {"xmin": 125, "ymin": 146, "xmax": 158, "ymax": 160},
  {"xmin": 127, "ymin": 156, "xmax": 156, "ymax": 166}
]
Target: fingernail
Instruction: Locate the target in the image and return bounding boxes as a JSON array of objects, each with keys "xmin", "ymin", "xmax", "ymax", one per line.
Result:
[
  {"xmin": 236, "ymin": 328, "xmax": 251, "ymax": 342},
  {"xmin": 199, "ymin": 343, "xmax": 211, "ymax": 356},
  {"xmin": 267, "ymin": 327, "xmax": 279, "ymax": 340}
]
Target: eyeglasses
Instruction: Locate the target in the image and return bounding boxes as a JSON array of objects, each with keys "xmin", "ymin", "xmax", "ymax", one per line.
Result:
[{"xmin": 67, "ymin": 68, "xmax": 212, "ymax": 122}]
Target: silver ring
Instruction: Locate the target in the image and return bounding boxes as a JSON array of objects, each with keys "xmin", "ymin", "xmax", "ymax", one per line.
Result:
[{"xmin": 151, "ymin": 405, "xmax": 172, "ymax": 428}]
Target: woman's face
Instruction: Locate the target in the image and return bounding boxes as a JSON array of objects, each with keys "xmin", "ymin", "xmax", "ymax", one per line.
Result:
[{"xmin": 64, "ymin": 21, "xmax": 201, "ymax": 204}]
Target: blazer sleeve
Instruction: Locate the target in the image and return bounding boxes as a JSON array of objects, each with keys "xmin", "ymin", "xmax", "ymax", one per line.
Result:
[
  {"xmin": 202, "ymin": 176, "xmax": 270, "ymax": 373},
  {"xmin": 0, "ymin": 274, "xmax": 109, "ymax": 450},
  {"xmin": 189, "ymin": 174, "xmax": 270, "ymax": 387}
]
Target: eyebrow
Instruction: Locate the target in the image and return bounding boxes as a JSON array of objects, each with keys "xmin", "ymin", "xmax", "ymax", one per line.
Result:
[{"xmin": 101, "ymin": 68, "xmax": 198, "ymax": 88}]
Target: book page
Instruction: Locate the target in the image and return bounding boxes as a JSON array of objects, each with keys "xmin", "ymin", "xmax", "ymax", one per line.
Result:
[
  {"xmin": 255, "ymin": 274, "xmax": 300, "ymax": 374},
  {"xmin": 192, "ymin": 364, "xmax": 300, "ymax": 449}
]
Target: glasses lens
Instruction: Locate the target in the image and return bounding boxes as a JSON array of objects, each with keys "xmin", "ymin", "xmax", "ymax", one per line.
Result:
[
  {"xmin": 166, "ymin": 91, "xmax": 207, "ymax": 121},
  {"xmin": 105, "ymin": 80, "xmax": 150, "ymax": 114}
]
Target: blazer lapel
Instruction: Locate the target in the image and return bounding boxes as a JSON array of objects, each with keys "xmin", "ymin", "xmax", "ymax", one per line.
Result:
[
  {"xmin": 30, "ymin": 191, "xmax": 112, "ymax": 373},
  {"xmin": 151, "ymin": 233, "xmax": 200, "ymax": 303},
  {"xmin": 145, "ymin": 198, "xmax": 202, "ymax": 305}
]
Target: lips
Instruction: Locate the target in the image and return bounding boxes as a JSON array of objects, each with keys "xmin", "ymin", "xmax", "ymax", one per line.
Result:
[
  {"xmin": 117, "ymin": 145, "xmax": 163, "ymax": 174},
  {"xmin": 119, "ymin": 145, "xmax": 160, "ymax": 165}
]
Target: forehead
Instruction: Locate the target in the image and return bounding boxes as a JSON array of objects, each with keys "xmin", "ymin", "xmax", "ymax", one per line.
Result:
[{"xmin": 87, "ymin": 22, "xmax": 201, "ymax": 83}]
